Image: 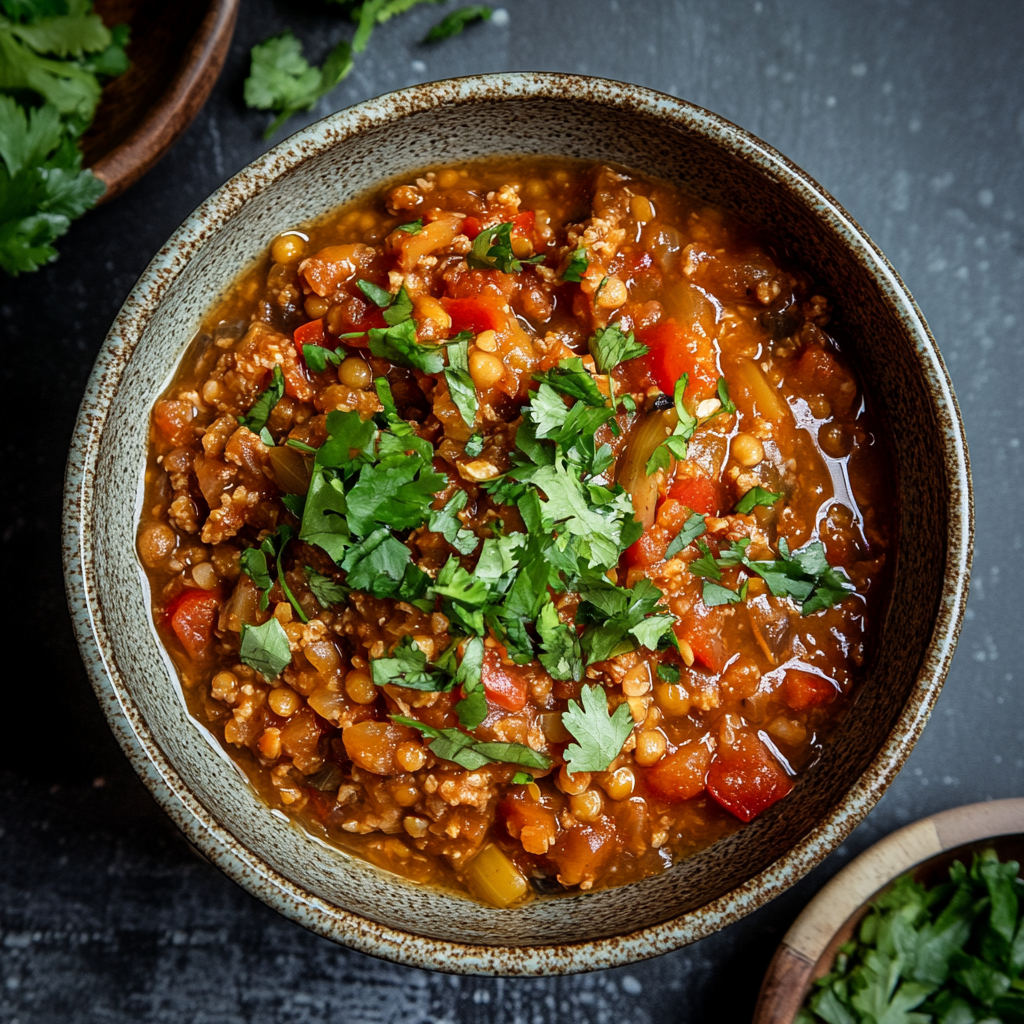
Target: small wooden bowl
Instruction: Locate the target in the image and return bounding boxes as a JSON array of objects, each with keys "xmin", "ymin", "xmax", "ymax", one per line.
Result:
[
  {"xmin": 80, "ymin": 0, "xmax": 239, "ymax": 203},
  {"xmin": 754, "ymin": 799, "xmax": 1024, "ymax": 1024}
]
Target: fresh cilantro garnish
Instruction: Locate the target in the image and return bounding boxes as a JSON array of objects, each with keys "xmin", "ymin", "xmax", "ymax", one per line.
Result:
[
  {"xmin": 646, "ymin": 373, "xmax": 698, "ymax": 474},
  {"xmin": 735, "ymin": 486, "xmax": 781, "ymax": 514},
  {"xmin": 533, "ymin": 357, "xmax": 607, "ymax": 406},
  {"xmin": 243, "ymin": 32, "xmax": 353, "ymax": 139},
  {"xmin": 396, "ymin": 218, "xmax": 423, "ymax": 234},
  {"xmin": 238, "ymin": 365, "xmax": 285, "ymax": 434},
  {"xmin": 0, "ymin": 4, "xmax": 129, "ymax": 276},
  {"xmin": 716, "ymin": 377, "xmax": 737, "ymax": 415},
  {"xmin": 593, "ymin": 276, "xmax": 610, "ymax": 305},
  {"xmin": 537, "ymin": 598, "xmax": 582, "ymax": 681},
  {"xmin": 356, "ymin": 277, "xmax": 392, "ymax": 307},
  {"xmin": 370, "ymin": 635, "xmax": 451, "ymax": 690},
  {"xmin": 801, "ymin": 849, "xmax": 1024, "ymax": 1024},
  {"xmin": 562, "ymin": 246, "xmax": 589, "ymax": 283},
  {"xmin": 444, "ymin": 334, "xmax": 478, "ymax": 427},
  {"xmin": 561, "ymin": 684, "xmax": 635, "ymax": 773},
  {"xmin": 575, "ymin": 577, "xmax": 677, "ymax": 663},
  {"xmin": 464, "ymin": 433, "xmax": 484, "ymax": 457},
  {"xmin": 665, "ymin": 513, "xmax": 706, "ymax": 559},
  {"xmin": 688, "ymin": 539, "xmax": 722, "ymax": 580},
  {"xmin": 393, "ymin": 714, "xmax": 551, "ymax": 771},
  {"xmin": 702, "ymin": 579, "xmax": 748, "ymax": 607},
  {"xmin": 466, "ymin": 220, "xmax": 544, "ymax": 274},
  {"xmin": 511, "ymin": 771, "xmax": 534, "ymax": 785},
  {"xmin": 656, "ymin": 663, "xmax": 681, "ymax": 683},
  {"xmin": 239, "ymin": 524, "xmax": 309, "ymax": 622},
  {"xmin": 368, "ymin": 317, "xmax": 448, "ymax": 373},
  {"xmin": 422, "ymin": 4, "xmax": 492, "ymax": 42},
  {"xmin": 239, "ymin": 617, "xmax": 292, "ymax": 679},
  {"xmin": 302, "ymin": 343, "xmax": 344, "ymax": 373},
  {"xmin": 304, "ymin": 566, "xmax": 347, "ymax": 608},
  {"xmin": 588, "ymin": 324, "xmax": 649, "ymax": 374},
  {"xmin": 428, "ymin": 490, "xmax": 478, "ymax": 554}
]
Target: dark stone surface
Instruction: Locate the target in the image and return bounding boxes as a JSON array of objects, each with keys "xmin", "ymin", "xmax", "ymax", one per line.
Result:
[{"xmin": 1, "ymin": 0, "xmax": 1022, "ymax": 1020}]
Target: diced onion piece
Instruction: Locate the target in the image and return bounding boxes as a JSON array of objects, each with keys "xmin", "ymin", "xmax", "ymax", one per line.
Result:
[{"xmin": 616, "ymin": 408, "xmax": 678, "ymax": 528}]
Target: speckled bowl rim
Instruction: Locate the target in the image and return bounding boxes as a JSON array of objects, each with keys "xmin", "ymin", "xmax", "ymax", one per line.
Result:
[{"xmin": 62, "ymin": 72, "xmax": 973, "ymax": 976}]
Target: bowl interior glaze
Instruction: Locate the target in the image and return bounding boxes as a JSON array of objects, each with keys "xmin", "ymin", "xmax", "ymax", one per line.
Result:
[{"xmin": 63, "ymin": 74, "xmax": 971, "ymax": 975}]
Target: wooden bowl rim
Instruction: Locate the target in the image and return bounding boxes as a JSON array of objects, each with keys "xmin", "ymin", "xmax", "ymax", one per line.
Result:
[
  {"xmin": 754, "ymin": 798, "xmax": 1024, "ymax": 1024},
  {"xmin": 89, "ymin": 0, "xmax": 239, "ymax": 203}
]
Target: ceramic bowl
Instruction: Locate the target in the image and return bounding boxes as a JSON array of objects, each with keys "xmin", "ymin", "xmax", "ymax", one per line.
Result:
[
  {"xmin": 62, "ymin": 73, "xmax": 973, "ymax": 975},
  {"xmin": 754, "ymin": 799, "xmax": 1024, "ymax": 1023}
]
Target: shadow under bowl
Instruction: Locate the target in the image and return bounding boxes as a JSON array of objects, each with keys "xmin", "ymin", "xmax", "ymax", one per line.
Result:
[{"xmin": 62, "ymin": 73, "xmax": 972, "ymax": 975}]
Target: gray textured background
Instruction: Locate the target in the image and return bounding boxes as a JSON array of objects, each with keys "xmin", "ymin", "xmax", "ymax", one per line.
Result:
[{"xmin": 2, "ymin": 0, "xmax": 1022, "ymax": 1020}]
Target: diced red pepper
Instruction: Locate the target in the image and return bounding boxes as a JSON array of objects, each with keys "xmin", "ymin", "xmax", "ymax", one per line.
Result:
[
  {"xmin": 707, "ymin": 732, "xmax": 793, "ymax": 822},
  {"xmin": 442, "ymin": 295, "xmax": 507, "ymax": 336},
  {"xmin": 782, "ymin": 668, "xmax": 838, "ymax": 711},
  {"xmin": 166, "ymin": 589, "xmax": 221, "ymax": 662},
  {"xmin": 624, "ymin": 526, "xmax": 670, "ymax": 567},
  {"xmin": 645, "ymin": 742, "xmax": 712, "ymax": 802},
  {"xmin": 668, "ymin": 476, "xmax": 721, "ymax": 516},
  {"xmin": 636, "ymin": 318, "xmax": 719, "ymax": 398},
  {"xmin": 481, "ymin": 646, "xmax": 529, "ymax": 712},
  {"xmin": 462, "ymin": 216, "xmax": 483, "ymax": 240},
  {"xmin": 294, "ymin": 319, "xmax": 325, "ymax": 348}
]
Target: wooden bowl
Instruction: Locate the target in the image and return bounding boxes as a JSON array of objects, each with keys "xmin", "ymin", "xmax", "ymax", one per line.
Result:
[
  {"xmin": 754, "ymin": 799, "xmax": 1024, "ymax": 1024},
  {"xmin": 80, "ymin": 0, "xmax": 239, "ymax": 203}
]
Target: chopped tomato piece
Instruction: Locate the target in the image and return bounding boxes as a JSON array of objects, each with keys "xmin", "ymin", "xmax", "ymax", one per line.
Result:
[
  {"xmin": 669, "ymin": 475, "xmax": 721, "ymax": 516},
  {"xmin": 551, "ymin": 819, "xmax": 620, "ymax": 887},
  {"xmin": 624, "ymin": 526, "xmax": 670, "ymax": 567},
  {"xmin": 636, "ymin": 318, "xmax": 718, "ymax": 398},
  {"xmin": 782, "ymin": 668, "xmax": 838, "ymax": 711},
  {"xmin": 167, "ymin": 589, "xmax": 221, "ymax": 662},
  {"xmin": 674, "ymin": 604, "xmax": 727, "ymax": 672},
  {"xmin": 707, "ymin": 732, "xmax": 793, "ymax": 822},
  {"xmin": 294, "ymin": 319, "xmax": 325, "ymax": 348},
  {"xmin": 501, "ymin": 790, "xmax": 558, "ymax": 856},
  {"xmin": 442, "ymin": 295, "xmax": 507, "ymax": 336},
  {"xmin": 511, "ymin": 210, "xmax": 535, "ymax": 238},
  {"xmin": 461, "ymin": 215, "xmax": 483, "ymax": 239},
  {"xmin": 645, "ymin": 742, "xmax": 712, "ymax": 802},
  {"xmin": 482, "ymin": 647, "xmax": 529, "ymax": 712}
]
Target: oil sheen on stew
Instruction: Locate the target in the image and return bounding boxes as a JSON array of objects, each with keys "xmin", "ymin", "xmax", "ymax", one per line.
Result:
[{"xmin": 138, "ymin": 159, "xmax": 894, "ymax": 907}]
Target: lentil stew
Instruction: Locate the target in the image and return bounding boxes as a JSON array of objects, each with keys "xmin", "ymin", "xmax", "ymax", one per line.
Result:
[{"xmin": 138, "ymin": 158, "xmax": 894, "ymax": 907}]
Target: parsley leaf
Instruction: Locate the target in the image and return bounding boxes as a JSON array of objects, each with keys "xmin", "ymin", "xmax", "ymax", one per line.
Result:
[
  {"xmin": 646, "ymin": 373, "xmax": 698, "ymax": 474},
  {"xmin": 396, "ymin": 218, "xmax": 422, "ymax": 234},
  {"xmin": 588, "ymin": 323, "xmax": 649, "ymax": 374},
  {"xmin": 302, "ymin": 343, "xmax": 343, "ymax": 373},
  {"xmin": 702, "ymin": 579, "xmax": 748, "ymax": 607},
  {"xmin": 240, "ymin": 617, "xmax": 292, "ymax": 679},
  {"xmin": 688, "ymin": 539, "xmax": 722, "ymax": 580},
  {"xmin": 428, "ymin": 490, "xmax": 478, "ymax": 554},
  {"xmin": 464, "ymin": 433, "xmax": 484, "ymax": 457},
  {"xmin": 533, "ymin": 358, "xmax": 607, "ymax": 406},
  {"xmin": 444, "ymin": 334, "xmax": 478, "ymax": 428},
  {"xmin": 735, "ymin": 486, "xmax": 781, "ymax": 514},
  {"xmin": 422, "ymin": 4, "xmax": 492, "ymax": 42},
  {"xmin": 537, "ymin": 598, "xmax": 582, "ymax": 681},
  {"xmin": 371, "ymin": 635, "xmax": 451, "ymax": 690},
  {"xmin": 562, "ymin": 684, "xmax": 634, "ymax": 773},
  {"xmin": 304, "ymin": 566, "xmax": 347, "ymax": 608},
  {"xmin": 665, "ymin": 512, "xmax": 706, "ymax": 559},
  {"xmin": 393, "ymin": 715, "xmax": 551, "ymax": 770},
  {"xmin": 244, "ymin": 32, "xmax": 353, "ymax": 140},
  {"xmin": 466, "ymin": 220, "xmax": 544, "ymax": 274},
  {"xmin": 562, "ymin": 246, "xmax": 588, "ymax": 282},
  {"xmin": 238, "ymin": 365, "xmax": 285, "ymax": 434},
  {"xmin": 240, "ymin": 524, "xmax": 309, "ymax": 621},
  {"xmin": 356, "ymin": 277, "xmax": 392, "ymax": 307}
]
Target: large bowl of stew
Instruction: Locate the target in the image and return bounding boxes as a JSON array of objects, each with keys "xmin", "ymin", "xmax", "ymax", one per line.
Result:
[{"xmin": 63, "ymin": 73, "xmax": 972, "ymax": 974}]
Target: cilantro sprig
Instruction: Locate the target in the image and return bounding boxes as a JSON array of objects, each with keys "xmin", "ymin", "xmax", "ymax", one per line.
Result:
[
  {"xmin": 562, "ymin": 684, "xmax": 635, "ymax": 773},
  {"xmin": 239, "ymin": 617, "xmax": 292, "ymax": 679},
  {"xmin": 466, "ymin": 220, "xmax": 544, "ymax": 274},
  {"xmin": 239, "ymin": 523, "xmax": 309, "ymax": 623},
  {"xmin": 422, "ymin": 4, "xmax": 491, "ymax": 42},
  {"xmin": 393, "ymin": 714, "xmax": 551, "ymax": 771},
  {"xmin": 237, "ymin": 365, "xmax": 285, "ymax": 442}
]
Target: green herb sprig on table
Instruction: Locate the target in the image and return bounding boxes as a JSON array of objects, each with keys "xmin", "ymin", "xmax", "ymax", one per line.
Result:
[
  {"xmin": 0, "ymin": 0, "xmax": 130, "ymax": 275},
  {"xmin": 800, "ymin": 849, "xmax": 1024, "ymax": 1024}
]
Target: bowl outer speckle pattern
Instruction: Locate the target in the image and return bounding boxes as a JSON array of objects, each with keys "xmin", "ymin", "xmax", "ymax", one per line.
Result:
[{"xmin": 62, "ymin": 73, "xmax": 972, "ymax": 975}]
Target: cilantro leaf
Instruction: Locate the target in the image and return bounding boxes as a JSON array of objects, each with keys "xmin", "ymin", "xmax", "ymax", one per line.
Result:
[
  {"xmin": 244, "ymin": 32, "xmax": 353, "ymax": 140},
  {"xmin": 466, "ymin": 220, "xmax": 543, "ymax": 274},
  {"xmin": 646, "ymin": 373, "xmax": 698, "ymax": 474},
  {"xmin": 422, "ymin": 4, "xmax": 492, "ymax": 42},
  {"xmin": 356, "ymin": 277, "xmax": 392, "ymax": 307},
  {"xmin": 444, "ymin": 335, "xmax": 478, "ymax": 428},
  {"xmin": 464, "ymin": 433, "xmax": 484, "ymax": 457},
  {"xmin": 392, "ymin": 715, "xmax": 551, "ymax": 771},
  {"xmin": 665, "ymin": 513, "xmax": 706, "ymax": 559},
  {"xmin": 368, "ymin": 317, "xmax": 445, "ymax": 373},
  {"xmin": 341, "ymin": 527, "xmax": 412, "ymax": 597},
  {"xmin": 657, "ymin": 663, "xmax": 681, "ymax": 683},
  {"xmin": 562, "ymin": 684, "xmax": 634, "ymax": 773},
  {"xmin": 563, "ymin": 246, "xmax": 588, "ymax": 282},
  {"xmin": 511, "ymin": 771, "xmax": 534, "ymax": 785},
  {"xmin": 702, "ymin": 579, "xmax": 748, "ymax": 607},
  {"xmin": 588, "ymin": 323, "xmax": 649, "ymax": 374},
  {"xmin": 537, "ymin": 598, "xmax": 582, "ymax": 681},
  {"xmin": 533, "ymin": 358, "xmax": 607, "ymax": 406},
  {"xmin": 688, "ymin": 539, "xmax": 722, "ymax": 580},
  {"xmin": 238, "ymin": 365, "xmax": 285, "ymax": 434},
  {"xmin": 735, "ymin": 485, "xmax": 781, "ymax": 514},
  {"xmin": 396, "ymin": 218, "xmax": 422, "ymax": 234},
  {"xmin": 239, "ymin": 546, "xmax": 273, "ymax": 605},
  {"xmin": 302, "ymin": 343, "xmax": 342, "ymax": 373},
  {"xmin": 371, "ymin": 635, "xmax": 451, "ymax": 690},
  {"xmin": 428, "ymin": 490, "xmax": 478, "ymax": 554},
  {"xmin": 240, "ymin": 617, "xmax": 292, "ymax": 679},
  {"xmin": 304, "ymin": 566, "xmax": 347, "ymax": 608},
  {"xmin": 717, "ymin": 376, "xmax": 737, "ymax": 415}
]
